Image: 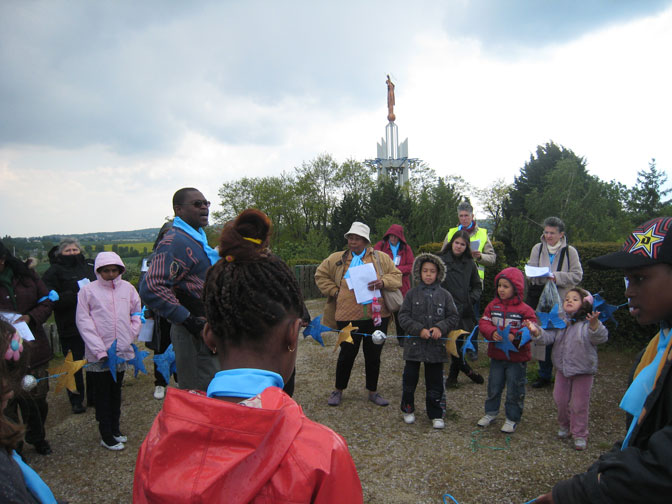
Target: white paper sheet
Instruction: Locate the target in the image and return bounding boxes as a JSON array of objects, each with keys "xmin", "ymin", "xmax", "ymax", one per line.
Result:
[
  {"xmin": 1, "ymin": 312, "xmax": 35, "ymax": 341},
  {"xmin": 347, "ymin": 263, "xmax": 381, "ymax": 304},
  {"xmin": 470, "ymin": 239, "xmax": 480, "ymax": 252},
  {"xmin": 524, "ymin": 265, "xmax": 553, "ymax": 278},
  {"xmin": 77, "ymin": 278, "xmax": 91, "ymax": 289},
  {"xmin": 138, "ymin": 319, "xmax": 155, "ymax": 342}
]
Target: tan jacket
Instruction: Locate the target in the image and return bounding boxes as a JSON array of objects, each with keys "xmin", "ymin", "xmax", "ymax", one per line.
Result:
[{"xmin": 315, "ymin": 248, "xmax": 402, "ymax": 325}]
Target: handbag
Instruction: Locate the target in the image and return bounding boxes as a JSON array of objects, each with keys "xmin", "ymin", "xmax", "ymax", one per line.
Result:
[{"xmin": 373, "ymin": 250, "xmax": 403, "ymax": 312}]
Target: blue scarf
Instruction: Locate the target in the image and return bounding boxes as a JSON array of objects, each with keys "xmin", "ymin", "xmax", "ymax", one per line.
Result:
[
  {"xmin": 12, "ymin": 451, "xmax": 57, "ymax": 503},
  {"xmin": 457, "ymin": 221, "xmax": 475, "ymax": 232},
  {"xmin": 344, "ymin": 249, "xmax": 366, "ymax": 279},
  {"xmin": 207, "ymin": 368, "xmax": 284, "ymax": 399},
  {"xmin": 390, "ymin": 242, "xmax": 400, "ymax": 261},
  {"xmin": 619, "ymin": 326, "xmax": 670, "ymax": 449},
  {"xmin": 172, "ymin": 216, "xmax": 220, "ymax": 265}
]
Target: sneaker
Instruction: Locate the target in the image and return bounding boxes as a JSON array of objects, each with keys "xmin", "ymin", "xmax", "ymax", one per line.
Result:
[
  {"xmin": 403, "ymin": 413, "xmax": 415, "ymax": 424},
  {"xmin": 113, "ymin": 433, "xmax": 128, "ymax": 443},
  {"xmin": 33, "ymin": 440, "xmax": 52, "ymax": 455},
  {"xmin": 477, "ymin": 414, "xmax": 497, "ymax": 427},
  {"xmin": 557, "ymin": 428, "xmax": 569, "ymax": 439},
  {"xmin": 532, "ymin": 378, "xmax": 552, "ymax": 388},
  {"xmin": 154, "ymin": 385, "xmax": 166, "ymax": 400},
  {"xmin": 432, "ymin": 418, "xmax": 445, "ymax": 429},
  {"xmin": 501, "ymin": 419, "xmax": 517, "ymax": 433},
  {"xmin": 368, "ymin": 392, "xmax": 389, "ymax": 407},
  {"xmin": 467, "ymin": 370, "xmax": 484, "ymax": 384},
  {"xmin": 574, "ymin": 438, "xmax": 587, "ymax": 450},
  {"xmin": 71, "ymin": 402, "xmax": 86, "ymax": 414},
  {"xmin": 100, "ymin": 439, "xmax": 125, "ymax": 451},
  {"xmin": 445, "ymin": 377, "xmax": 459, "ymax": 389},
  {"xmin": 327, "ymin": 390, "xmax": 342, "ymax": 406}
]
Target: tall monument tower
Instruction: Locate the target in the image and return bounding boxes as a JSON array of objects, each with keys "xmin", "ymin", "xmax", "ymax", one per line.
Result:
[{"xmin": 365, "ymin": 75, "xmax": 420, "ymax": 186}]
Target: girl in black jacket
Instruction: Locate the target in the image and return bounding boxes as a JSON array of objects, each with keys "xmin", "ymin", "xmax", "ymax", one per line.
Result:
[{"xmin": 439, "ymin": 230, "xmax": 484, "ymax": 387}]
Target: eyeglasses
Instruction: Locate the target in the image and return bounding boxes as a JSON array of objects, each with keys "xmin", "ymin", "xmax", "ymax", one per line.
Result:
[{"xmin": 178, "ymin": 200, "xmax": 211, "ymax": 209}]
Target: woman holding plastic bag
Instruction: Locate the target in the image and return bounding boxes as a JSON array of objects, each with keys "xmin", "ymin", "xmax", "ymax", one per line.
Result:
[{"xmin": 525, "ymin": 217, "xmax": 583, "ymax": 388}]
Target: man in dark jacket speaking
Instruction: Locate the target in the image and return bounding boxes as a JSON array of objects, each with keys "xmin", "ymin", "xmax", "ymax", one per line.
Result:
[
  {"xmin": 534, "ymin": 217, "xmax": 672, "ymax": 503},
  {"xmin": 140, "ymin": 187, "xmax": 220, "ymax": 391}
]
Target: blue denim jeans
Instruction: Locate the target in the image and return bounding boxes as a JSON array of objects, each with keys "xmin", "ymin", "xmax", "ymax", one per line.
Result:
[{"xmin": 484, "ymin": 359, "xmax": 527, "ymax": 422}]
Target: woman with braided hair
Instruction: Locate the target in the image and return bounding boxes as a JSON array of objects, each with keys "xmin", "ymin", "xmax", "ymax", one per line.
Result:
[{"xmin": 134, "ymin": 209, "xmax": 363, "ymax": 504}]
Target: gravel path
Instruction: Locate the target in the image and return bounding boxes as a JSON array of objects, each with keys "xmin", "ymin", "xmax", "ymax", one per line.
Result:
[{"xmin": 25, "ymin": 299, "xmax": 634, "ymax": 503}]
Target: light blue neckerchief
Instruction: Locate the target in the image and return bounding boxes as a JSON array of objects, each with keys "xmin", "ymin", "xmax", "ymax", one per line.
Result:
[
  {"xmin": 344, "ymin": 249, "xmax": 372, "ymax": 305},
  {"xmin": 619, "ymin": 326, "xmax": 670, "ymax": 450},
  {"xmin": 12, "ymin": 450, "xmax": 57, "ymax": 503},
  {"xmin": 390, "ymin": 242, "xmax": 400, "ymax": 261},
  {"xmin": 548, "ymin": 252, "xmax": 556, "ymax": 265},
  {"xmin": 344, "ymin": 249, "xmax": 366, "ymax": 279},
  {"xmin": 172, "ymin": 216, "xmax": 220, "ymax": 266},
  {"xmin": 207, "ymin": 368, "xmax": 284, "ymax": 399}
]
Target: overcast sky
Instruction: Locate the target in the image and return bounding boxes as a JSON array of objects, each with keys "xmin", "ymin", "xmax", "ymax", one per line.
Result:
[{"xmin": 2, "ymin": 0, "xmax": 671, "ymax": 237}]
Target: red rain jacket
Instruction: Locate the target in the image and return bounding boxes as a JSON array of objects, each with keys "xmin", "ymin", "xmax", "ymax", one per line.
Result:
[
  {"xmin": 374, "ymin": 224, "xmax": 414, "ymax": 296},
  {"xmin": 133, "ymin": 387, "xmax": 363, "ymax": 504}
]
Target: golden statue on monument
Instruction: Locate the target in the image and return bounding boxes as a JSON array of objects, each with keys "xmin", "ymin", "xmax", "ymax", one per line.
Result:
[{"xmin": 386, "ymin": 74, "xmax": 395, "ymax": 122}]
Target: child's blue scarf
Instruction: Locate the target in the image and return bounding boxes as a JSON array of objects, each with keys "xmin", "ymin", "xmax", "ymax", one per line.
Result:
[
  {"xmin": 207, "ymin": 368, "xmax": 284, "ymax": 399},
  {"xmin": 390, "ymin": 242, "xmax": 400, "ymax": 261},
  {"xmin": 619, "ymin": 325, "xmax": 670, "ymax": 449},
  {"xmin": 172, "ymin": 216, "xmax": 220, "ymax": 265},
  {"xmin": 12, "ymin": 451, "xmax": 57, "ymax": 503}
]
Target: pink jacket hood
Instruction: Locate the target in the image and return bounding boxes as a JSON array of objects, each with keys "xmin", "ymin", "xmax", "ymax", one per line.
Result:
[{"xmin": 94, "ymin": 251, "xmax": 126, "ymax": 279}]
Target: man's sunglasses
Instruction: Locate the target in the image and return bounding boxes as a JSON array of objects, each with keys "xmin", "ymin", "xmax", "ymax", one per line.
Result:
[{"xmin": 177, "ymin": 200, "xmax": 211, "ymax": 209}]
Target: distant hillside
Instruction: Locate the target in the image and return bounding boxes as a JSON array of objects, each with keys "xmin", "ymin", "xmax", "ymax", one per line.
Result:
[{"xmin": 39, "ymin": 228, "xmax": 162, "ymax": 244}]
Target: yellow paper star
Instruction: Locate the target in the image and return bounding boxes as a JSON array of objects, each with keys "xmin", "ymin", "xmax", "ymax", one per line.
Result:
[
  {"xmin": 446, "ymin": 329, "xmax": 468, "ymax": 358},
  {"xmin": 333, "ymin": 323, "xmax": 357, "ymax": 352},
  {"xmin": 49, "ymin": 351, "xmax": 87, "ymax": 394}
]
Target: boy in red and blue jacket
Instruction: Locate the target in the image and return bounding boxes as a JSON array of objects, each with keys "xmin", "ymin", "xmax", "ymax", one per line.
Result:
[{"xmin": 477, "ymin": 267, "xmax": 537, "ymax": 433}]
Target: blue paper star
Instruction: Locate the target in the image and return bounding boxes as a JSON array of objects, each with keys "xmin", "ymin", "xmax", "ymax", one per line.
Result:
[
  {"xmin": 302, "ymin": 315, "xmax": 335, "ymax": 347},
  {"xmin": 461, "ymin": 325, "xmax": 479, "ymax": 360},
  {"xmin": 494, "ymin": 325, "xmax": 519, "ymax": 360},
  {"xmin": 536, "ymin": 303, "xmax": 567, "ymax": 329},
  {"xmin": 153, "ymin": 343, "xmax": 177, "ymax": 385},
  {"xmin": 592, "ymin": 294, "xmax": 624, "ymax": 326},
  {"xmin": 127, "ymin": 343, "xmax": 150, "ymax": 378},
  {"xmin": 518, "ymin": 326, "xmax": 532, "ymax": 347},
  {"xmin": 102, "ymin": 340, "xmax": 126, "ymax": 383}
]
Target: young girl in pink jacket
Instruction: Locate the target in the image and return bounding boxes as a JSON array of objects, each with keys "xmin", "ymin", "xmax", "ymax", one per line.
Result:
[{"xmin": 76, "ymin": 252, "xmax": 142, "ymax": 451}]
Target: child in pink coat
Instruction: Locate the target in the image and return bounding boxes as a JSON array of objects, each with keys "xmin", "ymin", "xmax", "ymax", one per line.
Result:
[{"xmin": 76, "ymin": 252, "xmax": 141, "ymax": 450}]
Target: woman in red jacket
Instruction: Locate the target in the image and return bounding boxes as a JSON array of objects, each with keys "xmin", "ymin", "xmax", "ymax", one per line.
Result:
[
  {"xmin": 134, "ymin": 210, "xmax": 363, "ymax": 504},
  {"xmin": 374, "ymin": 224, "xmax": 414, "ymax": 341}
]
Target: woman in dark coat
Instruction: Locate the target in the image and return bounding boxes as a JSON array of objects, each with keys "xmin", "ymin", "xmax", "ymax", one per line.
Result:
[
  {"xmin": 0, "ymin": 240, "xmax": 54, "ymax": 455},
  {"xmin": 42, "ymin": 238, "xmax": 96, "ymax": 413},
  {"xmin": 438, "ymin": 230, "xmax": 484, "ymax": 387}
]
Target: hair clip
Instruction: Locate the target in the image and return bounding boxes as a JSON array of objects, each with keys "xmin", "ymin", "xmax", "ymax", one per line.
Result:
[
  {"xmin": 5, "ymin": 333, "xmax": 23, "ymax": 361},
  {"xmin": 243, "ymin": 237, "xmax": 262, "ymax": 245},
  {"xmin": 225, "ymin": 255, "xmax": 235, "ymax": 262}
]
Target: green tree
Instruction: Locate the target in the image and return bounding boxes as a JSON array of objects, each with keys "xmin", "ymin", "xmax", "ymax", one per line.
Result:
[
  {"xmin": 476, "ymin": 178, "xmax": 512, "ymax": 239},
  {"xmin": 627, "ymin": 158, "xmax": 671, "ymax": 223},
  {"xmin": 408, "ymin": 176, "xmax": 464, "ymax": 245}
]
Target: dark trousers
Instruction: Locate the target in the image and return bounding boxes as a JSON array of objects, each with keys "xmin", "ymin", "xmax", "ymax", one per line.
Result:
[
  {"xmin": 153, "ymin": 317, "xmax": 177, "ymax": 386},
  {"xmin": 447, "ymin": 336, "xmax": 475, "ymax": 380},
  {"xmin": 401, "ymin": 360, "xmax": 444, "ymax": 419},
  {"xmin": 61, "ymin": 336, "xmax": 86, "ymax": 406},
  {"xmin": 89, "ymin": 370, "xmax": 124, "ymax": 441},
  {"xmin": 538, "ymin": 344, "xmax": 554, "ymax": 380},
  {"xmin": 335, "ymin": 317, "xmax": 389, "ymax": 391}
]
